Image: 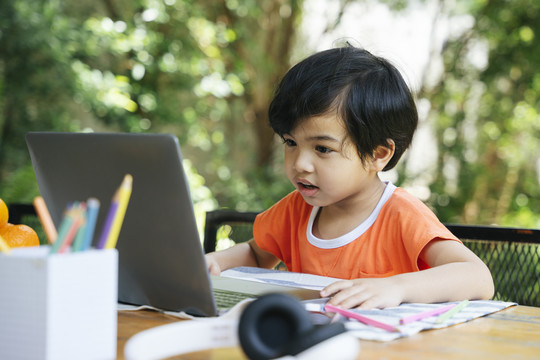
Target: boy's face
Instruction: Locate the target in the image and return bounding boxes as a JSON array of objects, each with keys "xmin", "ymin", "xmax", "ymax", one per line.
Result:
[{"xmin": 282, "ymin": 114, "xmax": 383, "ymax": 210}]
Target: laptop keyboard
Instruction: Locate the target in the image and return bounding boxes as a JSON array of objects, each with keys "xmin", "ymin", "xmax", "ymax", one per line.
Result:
[{"xmin": 213, "ymin": 288, "xmax": 254, "ymax": 310}]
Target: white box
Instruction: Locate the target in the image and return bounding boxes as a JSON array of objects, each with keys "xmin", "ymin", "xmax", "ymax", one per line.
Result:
[{"xmin": 0, "ymin": 246, "xmax": 118, "ymax": 360}]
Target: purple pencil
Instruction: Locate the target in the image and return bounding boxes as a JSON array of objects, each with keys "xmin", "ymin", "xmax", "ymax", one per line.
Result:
[{"xmin": 96, "ymin": 190, "xmax": 119, "ymax": 249}]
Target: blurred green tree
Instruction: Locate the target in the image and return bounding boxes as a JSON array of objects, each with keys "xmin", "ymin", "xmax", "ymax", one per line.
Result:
[
  {"xmin": 0, "ymin": 0, "xmax": 538, "ymax": 229},
  {"xmin": 418, "ymin": 0, "xmax": 540, "ymax": 227},
  {"xmin": 0, "ymin": 0, "xmax": 303, "ymax": 211}
]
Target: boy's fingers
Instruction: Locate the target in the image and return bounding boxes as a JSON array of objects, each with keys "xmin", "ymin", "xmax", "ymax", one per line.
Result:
[
  {"xmin": 208, "ymin": 263, "xmax": 221, "ymax": 276},
  {"xmin": 330, "ymin": 288, "xmax": 371, "ymax": 309},
  {"xmin": 320, "ymin": 280, "xmax": 353, "ymax": 297},
  {"xmin": 205, "ymin": 255, "xmax": 221, "ymax": 275}
]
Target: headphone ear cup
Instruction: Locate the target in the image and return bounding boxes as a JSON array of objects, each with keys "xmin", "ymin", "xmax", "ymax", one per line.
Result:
[
  {"xmin": 281, "ymin": 322, "xmax": 347, "ymax": 356},
  {"xmin": 238, "ymin": 293, "xmax": 313, "ymax": 360}
]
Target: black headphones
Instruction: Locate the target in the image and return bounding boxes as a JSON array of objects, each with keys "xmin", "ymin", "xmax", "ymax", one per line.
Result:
[
  {"xmin": 124, "ymin": 293, "xmax": 360, "ymax": 360},
  {"xmin": 238, "ymin": 293, "xmax": 356, "ymax": 360}
]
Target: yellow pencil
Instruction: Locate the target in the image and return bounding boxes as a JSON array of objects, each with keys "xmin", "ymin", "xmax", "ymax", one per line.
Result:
[
  {"xmin": 0, "ymin": 233, "xmax": 11, "ymax": 254},
  {"xmin": 33, "ymin": 196, "xmax": 58, "ymax": 244},
  {"xmin": 105, "ymin": 174, "xmax": 133, "ymax": 249}
]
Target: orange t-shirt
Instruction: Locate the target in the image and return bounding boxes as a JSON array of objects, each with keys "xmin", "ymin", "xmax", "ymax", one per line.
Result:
[{"xmin": 253, "ymin": 182, "xmax": 459, "ymax": 279}]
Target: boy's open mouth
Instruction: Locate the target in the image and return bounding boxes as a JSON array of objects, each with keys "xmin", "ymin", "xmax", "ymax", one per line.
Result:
[{"xmin": 298, "ymin": 181, "xmax": 318, "ymax": 190}]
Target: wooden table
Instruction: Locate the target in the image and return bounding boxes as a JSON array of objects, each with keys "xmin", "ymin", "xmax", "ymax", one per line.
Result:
[{"xmin": 117, "ymin": 305, "xmax": 540, "ymax": 359}]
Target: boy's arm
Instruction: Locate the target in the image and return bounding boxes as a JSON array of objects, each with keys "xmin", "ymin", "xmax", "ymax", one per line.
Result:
[
  {"xmin": 205, "ymin": 239, "xmax": 280, "ymax": 275},
  {"xmin": 323, "ymin": 239, "xmax": 494, "ymax": 309}
]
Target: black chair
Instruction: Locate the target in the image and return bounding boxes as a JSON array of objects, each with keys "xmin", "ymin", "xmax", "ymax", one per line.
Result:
[
  {"xmin": 203, "ymin": 209, "xmax": 259, "ymax": 254},
  {"xmin": 445, "ymin": 224, "xmax": 540, "ymax": 306},
  {"xmin": 7, "ymin": 202, "xmax": 38, "ymax": 225}
]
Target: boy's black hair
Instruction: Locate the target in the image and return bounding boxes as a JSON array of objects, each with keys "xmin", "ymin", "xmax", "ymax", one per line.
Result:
[{"xmin": 268, "ymin": 46, "xmax": 418, "ymax": 171}]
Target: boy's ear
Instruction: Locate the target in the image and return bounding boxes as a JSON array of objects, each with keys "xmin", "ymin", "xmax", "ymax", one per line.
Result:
[{"xmin": 370, "ymin": 139, "xmax": 395, "ymax": 171}]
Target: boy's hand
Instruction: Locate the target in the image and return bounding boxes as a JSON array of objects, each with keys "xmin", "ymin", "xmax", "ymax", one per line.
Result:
[
  {"xmin": 321, "ymin": 278, "xmax": 404, "ymax": 310},
  {"xmin": 202, "ymin": 241, "xmax": 280, "ymax": 277},
  {"xmin": 205, "ymin": 253, "xmax": 222, "ymax": 276}
]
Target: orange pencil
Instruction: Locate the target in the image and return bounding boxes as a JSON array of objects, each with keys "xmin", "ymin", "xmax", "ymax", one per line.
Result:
[{"xmin": 33, "ymin": 196, "xmax": 58, "ymax": 244}]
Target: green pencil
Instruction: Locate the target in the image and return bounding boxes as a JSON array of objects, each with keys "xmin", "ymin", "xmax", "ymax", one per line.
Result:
[{"xmin": 436, "ymin": 300, "xmax": 469, "ymax": 324}]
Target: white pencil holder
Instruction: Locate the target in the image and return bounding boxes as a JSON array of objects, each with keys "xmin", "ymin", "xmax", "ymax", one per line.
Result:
[{"xmin": 0, "ymin": 246, "xmax": 118, "ymax": 360}]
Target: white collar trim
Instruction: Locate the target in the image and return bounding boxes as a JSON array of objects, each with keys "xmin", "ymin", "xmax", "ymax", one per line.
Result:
[{"xmin": 306, "ymin": 181, "xmax": 397, "ymax": 249}]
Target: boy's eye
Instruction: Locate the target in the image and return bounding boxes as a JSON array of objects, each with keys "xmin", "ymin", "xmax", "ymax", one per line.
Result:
[
  {"xmin": 315, "ymin": 145, "xmax": 332, "ymax": 154},
  {"xmin": 283, "ymin": 138, "xmax": 296, "ymax": 147}
]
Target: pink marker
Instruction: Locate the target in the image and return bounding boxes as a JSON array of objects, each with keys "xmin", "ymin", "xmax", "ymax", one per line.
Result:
[
  {"xmin": 324, "ymin": 303, "xmax": 398, "ymax": 332},
  {"xmin": 399, "ymin": 303, "xmax": 457, "ymax": 325}
]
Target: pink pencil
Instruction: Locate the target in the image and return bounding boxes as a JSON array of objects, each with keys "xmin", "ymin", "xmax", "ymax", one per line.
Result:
[
  {"xmin": 324, "ymin": 303, "xmax": 398, "ymax": 332},
  {"xmin": 399, "ymin": 303, "xmax": 457, "ymax": 325},
  {"xmin": 58, "ymin": 205, "xmax": 85, "ymax": 254}
]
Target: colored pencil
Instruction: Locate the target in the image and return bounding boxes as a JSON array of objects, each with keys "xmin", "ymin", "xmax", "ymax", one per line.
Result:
[
  {"xmin": 436, "ymin": 300, "xmax": 469, "ymax": 324},
  {"xmin": 49, "ymin": 204, "xmax": 76, "ymax": 254},
  {"xmin": 80, "ymin": 198, "xmax": 100, "ymax": 251},
  {"xmin": 105, "ymin": 174, "xmax": 132, "ymax": 249},
  {"xmin": 399, "ymin": 303, "xmax": 457, "ymax": 325},
  {"xmin": 57, "ymin": 204, "xmax": 85, "ymax": 253},
  {"xmin": 33, "ymin": 196, "xmax": 57, "ymax": 244},
  {"xmin": 325, "ymin": 303, "xmax": 398, "ymax": 332},
  {"xmin": 96, "ymin": 191, "xmax": 120, "ymax": 249},
  {"xmin": 70, "ymin": 202, "xmax": 90, "ymax": 252},
  {"xmin": 71, "ymin": 220, "xmax": 87, "ymax": 252}
]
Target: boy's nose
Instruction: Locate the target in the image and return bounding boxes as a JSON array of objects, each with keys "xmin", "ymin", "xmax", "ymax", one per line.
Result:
[{"xmin": 293, "ymin": 151, "xmax": 315, "ymax": 173}]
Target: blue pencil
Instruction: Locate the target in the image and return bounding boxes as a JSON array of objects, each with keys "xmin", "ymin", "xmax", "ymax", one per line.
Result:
[{"xmin": 80, "ymin": 198, "xmax": 100, "ymax": 251}]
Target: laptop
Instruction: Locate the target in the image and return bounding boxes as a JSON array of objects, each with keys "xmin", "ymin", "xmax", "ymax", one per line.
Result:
[{"xmin": 26, "ymin": 132, "xmax": 320, "ymax": 316}]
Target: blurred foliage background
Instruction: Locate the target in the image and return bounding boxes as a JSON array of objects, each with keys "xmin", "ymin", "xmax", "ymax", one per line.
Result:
[{"xmin": 0, "ymin": 0, "xmax": 539, "ymax": 229}]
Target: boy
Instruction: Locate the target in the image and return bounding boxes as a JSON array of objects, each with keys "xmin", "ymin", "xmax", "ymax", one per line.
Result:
[{"xmin": 205, "ymin": 46, "xmax": 494, "ymax": 309}]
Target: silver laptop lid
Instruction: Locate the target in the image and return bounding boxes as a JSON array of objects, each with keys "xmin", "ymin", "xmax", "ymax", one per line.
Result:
[{"xmin": 26, "ymin": 132, "xmax": 217, "ymax": 316}]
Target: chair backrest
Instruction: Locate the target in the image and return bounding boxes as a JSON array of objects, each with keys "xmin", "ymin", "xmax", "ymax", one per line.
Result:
[
  {"xmin": 203, "ymin": 210, "xmax": 259, "ymax": 254},
  {"xmin": 7, "ymin": 203, "xmax": 37, "ymax": 224},
  {"xmin": 445, "ymin": 224, "xmax": 540, "ymax": 307}
]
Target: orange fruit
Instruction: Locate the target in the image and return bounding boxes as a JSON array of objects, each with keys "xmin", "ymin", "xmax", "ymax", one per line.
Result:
[
  {"xmin": 0, "ymin": 223, "xmax": 39, "ymax": 248},
  {"xmin": 0, "ymin": 198, "xmax": 8, "ymax": 228}
]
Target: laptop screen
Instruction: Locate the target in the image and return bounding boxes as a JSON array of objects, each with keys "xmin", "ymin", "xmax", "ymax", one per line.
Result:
[{"xmin": 26, "ymin": 132, "xmax": 217, "ymax": 316}]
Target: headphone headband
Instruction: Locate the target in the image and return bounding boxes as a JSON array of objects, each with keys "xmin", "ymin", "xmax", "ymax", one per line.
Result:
[{"xmin": 125, "ymin": 294, "xmax": 360, "ymax": 360}]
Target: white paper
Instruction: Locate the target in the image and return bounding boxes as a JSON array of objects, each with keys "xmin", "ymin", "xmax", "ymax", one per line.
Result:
[
  {"xmin": 221, "ymin": 266, "xmax": 341, "ymax": 290},
  {"xmin": 339, "ymin": 300, "xmax": 515, "ymax": 341}
]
